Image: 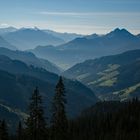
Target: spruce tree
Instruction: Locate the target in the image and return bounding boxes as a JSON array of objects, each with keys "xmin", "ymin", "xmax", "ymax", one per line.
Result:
[
  {"xmin": 51, "ymin": 76, "xmax": 68, "ymax": 140},
  {"xmin": 17, "ymin": 121, "xmax": 24, "ymax": 140},
  {"xmin": 25, "ymin": 87, "xmax": 48, "ymax": 140}
]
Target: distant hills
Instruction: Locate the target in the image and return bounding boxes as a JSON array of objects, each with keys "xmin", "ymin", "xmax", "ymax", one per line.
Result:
[
  {"xmin": 30, "ymin": 28, "xmax": 140, "ymax": 69},
  {"xmin": 1, "ymin": 27, "xmax": 140, "ymax": 69},
  {"xmin": 0, "ymin": 26, "xmax": 17, "ymax": 35},
  {"xmin": 2, "ymin": 27, "xmax": 65, "ymax": 50},
  {"xmin": 0, "ymin": 47, "xmax": 62, "ymax": 74},
  {"xmin": 0, "ymin": 27, "xmax": 83, "ymax": 50},
  {"xmin": 43, "ymin": 29, "xmax": 83, "ymax": 42},
  {"xmin": 0, "ymin": 55, "xmax": 98, "ymax": 129},
  {"xmin": 63, "ymin": 50, "xmax": 140, "ymax": 101},
  {"xmin": 0, "ymin": 36, "xmax": 17, "ymax": 50}
]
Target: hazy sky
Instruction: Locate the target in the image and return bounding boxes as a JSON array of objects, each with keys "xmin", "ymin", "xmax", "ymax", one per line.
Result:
[{"xmin": 0, "ymin": 0, "xmax": 140, "ymax": 34}]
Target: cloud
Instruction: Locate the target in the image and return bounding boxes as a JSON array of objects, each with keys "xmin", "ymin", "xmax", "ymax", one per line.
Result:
[{"xmin": 38, "ymin": 11, "xmax": 140, "ymax": 17}]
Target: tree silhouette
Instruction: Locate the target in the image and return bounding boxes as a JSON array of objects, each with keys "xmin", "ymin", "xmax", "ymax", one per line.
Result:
[
  {"xmin": 51, "ymin": 77, "xmax": 68, "ymax": 140},
  {"xmin": 25, "ymin": 87, "xmax": 48, "ymax": 140},
  {"xmin": 16, "ymin": 121, "xmax": 24, "ymax": 140}
]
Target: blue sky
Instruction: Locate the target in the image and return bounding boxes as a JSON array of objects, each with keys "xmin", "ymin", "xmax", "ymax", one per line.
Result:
[{"xmin": 0, "ymin": 0, "xmax": 140, "ymax": 34}]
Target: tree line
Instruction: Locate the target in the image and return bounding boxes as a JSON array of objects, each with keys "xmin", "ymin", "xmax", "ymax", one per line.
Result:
[
  {"xmin": 0, "ymin": 76, "xmax": 68, "ymax": 140},
  {"xmin": 0, "ymin": 76, "xmax": 140, "ymax": 140}
]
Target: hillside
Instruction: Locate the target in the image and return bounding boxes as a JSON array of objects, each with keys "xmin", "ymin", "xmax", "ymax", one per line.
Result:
[
  {"xmin": 0, "ymin": 57, "xmax": 98, "ymax": 119},
  {"xmin": 68, "ymin": 99, "xmax": 140, "ymax": 140},
  {"xmin": 0, "ymin": 47, "xmax": 62, "ymax": 74},
  {"xmin": 63, "ymin": 50, "xmax": 140, "ymax": 101}
]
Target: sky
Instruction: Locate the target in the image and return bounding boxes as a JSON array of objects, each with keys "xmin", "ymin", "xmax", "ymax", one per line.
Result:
[{"xmin": 0, "ymin": 0, "xmax": 140, "ymax": 34}]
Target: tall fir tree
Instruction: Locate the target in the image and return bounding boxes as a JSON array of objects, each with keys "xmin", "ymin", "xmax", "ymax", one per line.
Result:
[
  {"xmin": 25, "ymin": 87, "xmax": 48, "ymax": 140},
  {"xmin": 16, "ymin": 121, "xmax": 24, "ymax": 140},
  {"xmin": 51, "ymin": 76, "xmax": 68, "ymax": 140},
  {"xmin": 0, "ymin": 120, "xmax": 9, "ymax": 140}
]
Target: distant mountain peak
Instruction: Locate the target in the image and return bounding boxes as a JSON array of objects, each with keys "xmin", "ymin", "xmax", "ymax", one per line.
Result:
[
  {"xmin": 85, "ymin": 33, "xmax": 99, "ymax": 39},
  {"xmin": 114, "ymin": 28, "xmax": 121, "ymax": 32},
  {"xmin": 112, "ymin": 28, "xmax": 129, "ymax": 33},
  {"xmin": 33, "ymin": 26, "xmax": 40, "ymax": 31},
  {"xmin": 0, "ymin": 26, "xmax": 17, "ymax": 35},
  {"xmin": 0, "ymin": 26, "xmax": 16, "ymax": 30},
  {"xmin": 1, "ymin": 26, "xmax": 17, "ymax": 30},
  {"xmin": 107, "ymin": 28, "xmax": 134, "ymax": 38},
  {"xmin": 19, "ymin": 27, "xmax": 41, "ymax": 32}
]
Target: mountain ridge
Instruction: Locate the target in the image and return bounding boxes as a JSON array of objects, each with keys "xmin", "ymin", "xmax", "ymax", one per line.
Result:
[
  {"xmin": 2, "ymin": 28, "xmax": 65, "ymax": 50},
  {"xmin": 63, "ymin": 49, "xmax": 140, "ymax": 101},
  {"xmin": 0, "ymin": 47, "xmax": 62, "ymax": 74},
  {"xmin": 0, "ymin": 36, "xmax": 17, "ymax": 50},
  {"xmin": 30, "ymin": 28, "xmax": 140, "ymax": 69},
  {"xmin": 0, "ymin": 58, "xmax": 98, "ymax": 117}
]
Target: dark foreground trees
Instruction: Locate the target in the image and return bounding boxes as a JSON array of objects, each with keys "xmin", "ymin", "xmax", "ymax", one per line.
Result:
[
  {"xmin": 25, "ymin": 87, "xmax": 48, "ymax": 140},
  {"xmin": 0, "ymin": 77, "xmax": 140, "ymax": 140},
  {"xmin": 51, "ymin": 76, "xmax": 68, "ymax": 140},
  {"xmin": 16, "ymin": 121, "xmax": 24, "ymax": 140},
  {"xmin": 68, "ymin": 98, "xmax": 140, "ymax": 140},
  {"xmin": 25, "ymin": 76, "xmax": 68, "ymax": 140}
]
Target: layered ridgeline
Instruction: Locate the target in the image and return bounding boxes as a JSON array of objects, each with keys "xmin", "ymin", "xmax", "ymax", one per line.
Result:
[
  {"xmin": 0, "ymin": 47, "xmax": 62, "ymax": 74},
  {"xmin": 0, "ymin": 36, "xmax": 17, "ymax": 50},
  {"xmin": 43, "ymin": 29, "xmax": 83, "ymax": 42},
  {"xmin": 30, "ymin": 28, "xmax": 140, "ymax": 69},
  {"xmin": 2, "ymin": 27, "xmax": 65, "ymax": 50},
  {"xmin": 0, "ymin": 55, "xmax": 98, "ymax": 129},
  {"xmin": 63, "ymin": 50, "xmax": 140, "ymax": 101},
  {"xmin": 0, "ymin": 27, "xmax": 83, "ymax": 50},
  {"xmin": 0, "ymin": 27, "xmax": 82, "ymax": 50},
  {"xmin": 0, "ymin": 27, "xmax": 17, "ymax": 35}
]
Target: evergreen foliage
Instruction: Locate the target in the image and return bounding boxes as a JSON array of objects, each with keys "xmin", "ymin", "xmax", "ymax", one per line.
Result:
[
  {"xmin": 68, "ymin": 98, "xmax": 140, "ymax": 140},
  {"xmin": 25, "ymin": 87, "xmax": 48, "ymax": 140},
  {"xmin": 16, "ymin": 121, "xmax": 24, "ymax": 140},
  {"xmin": 0, "ymin": 80, "xmax": 140, "ymax": 140},
  {"xmin": 51, "ymin": 76, "xmax": 68, "ymax": 140}
]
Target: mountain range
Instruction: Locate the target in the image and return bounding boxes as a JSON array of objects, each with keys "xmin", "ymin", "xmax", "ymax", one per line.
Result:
[
  {"xmin": 43, "ymin": 29, "xmax": 83, "ymax": 42},
  {"xmin": 30, "ymin": 28, "xmax": 140, "ymax": 69},
  {"xmin": 1, "ymin": 27, "xmax": 140, "ymax": 69},
  {"xmin": 0, "ymin": 27, "xmax": 17, "ymax": 35},
  {"xmin": 2, "ymin": 27, "xmax": 65, "ymax": 50},
  {"xmin": 0, "ymin": 55, "xmax": 98, "ymax": 115},
  {"xmin": 0, "ymin": 54, "xmax": 98, "ymax": 129},
  {"xmin": 63, "ymin": 50, "xmax": 140, "ymax": 101},
  {"xmin": 0, "ymin": 47, "xmax": 62, "ymax": 74},
  {"xmin": 0, "ymin": 27, "xmax": 83, "ymax": 50},
  {"xmin": 0, "ymin": 26, "xmax": 140, "ymax": 130}
]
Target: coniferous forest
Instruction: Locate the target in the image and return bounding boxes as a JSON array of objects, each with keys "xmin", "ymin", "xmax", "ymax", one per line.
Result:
[{"xmin": 0, "ymin": 77, "xmax": 140, "ymax": 140}]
